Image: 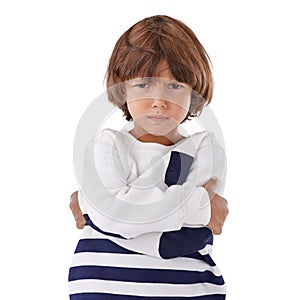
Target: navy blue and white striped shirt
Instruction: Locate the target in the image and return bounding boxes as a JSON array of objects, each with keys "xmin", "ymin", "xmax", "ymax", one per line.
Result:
[{"xmin": 69, "ymin": 128, "xmax": 227, "ymax": 299}]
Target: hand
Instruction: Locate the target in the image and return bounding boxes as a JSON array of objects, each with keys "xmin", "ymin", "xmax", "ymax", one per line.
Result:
[
  {"xmin": 203, "ymin": 177, "xmax": 229, "ymax": 235},
  {"xmin": 69, "ymin": 191, "xmax": 86, "ymax": 229}
]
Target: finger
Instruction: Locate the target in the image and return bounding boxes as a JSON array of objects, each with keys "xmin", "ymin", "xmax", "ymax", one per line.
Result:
[
  {"xmin": 69, "ymin": 200, "xmax": 75, "ymax": 212},
  {"xmin": 214, "ymin": 224, "xmax": 223, "ymax": 235},
  {"xmin": 75, "ymin": 213, "xmax": 86, "ymax": 229},
  {"xmin": 204, "ymin": 179, "xmax": 219, "ymax": 198},
  {"xmin": 76, "ymin": 217, "xmax": 86, "ymax": 229},
  {"xmin": 214, "ymin": 228, "xmax": 222, "ymax": 235},
  {"xmin": 224, "ymin": 207, "xmax": 229, "ymax": 217},
  {"xmin": 204, "ymin": 177, "xmax": 218, "ymax": 188},
  {"xmin": 69, "ymin": 199, "xmax": 79, "ymax": 213},
  {"xmin": 69, "ymin": 192, "xmax": 79, "ymax": 212},
  {"xmin": 70, "ymin": 191, "xmax": 78, "ymax": 202}
]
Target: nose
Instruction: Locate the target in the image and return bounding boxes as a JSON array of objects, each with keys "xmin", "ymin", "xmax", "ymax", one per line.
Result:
[{"xmin": 151, "ymin": 98, "xmax": 167, "ymax": 108}]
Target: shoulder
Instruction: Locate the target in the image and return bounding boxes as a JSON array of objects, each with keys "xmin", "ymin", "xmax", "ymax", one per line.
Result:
[
  {"xmin": 186, "ymin": 131, "xmax": 225, "ymax": 162},
  {"xmin": 94, "ymin": 128, "xmax": 120, "ymax": 143},
  {"xmin": 93, "ymin": 128, "xmax": 132, "ymax": 155},
  {"xmin": 192, "ymin": 131, "xmax": 226, "ymax": 166},
  {"xmin": 187, "ymin": 130, "xmax": 220, "ymax": 148}
]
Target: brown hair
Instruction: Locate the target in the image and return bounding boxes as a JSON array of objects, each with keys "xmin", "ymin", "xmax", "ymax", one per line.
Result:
[{"xmin": 105, "ymin": 15, "xmax": 213, "ymax": 122}]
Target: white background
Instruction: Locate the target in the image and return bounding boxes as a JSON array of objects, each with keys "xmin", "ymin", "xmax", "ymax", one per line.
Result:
[{"xmin": 1, "ymin": 0, "xmax": 299, "ymax": 299}]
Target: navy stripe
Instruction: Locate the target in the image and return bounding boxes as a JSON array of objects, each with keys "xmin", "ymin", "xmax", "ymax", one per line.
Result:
[
  {"xmin": 75, "ymin": 238, "xmax": 215, "ymax": 265},
  {"xmin": 70, "ymin": 292, "xmax": 225, "ymax": 300},
  {"xmin": 68, "ymin": 266, "xmax": 224, "ymax": 285},
  {"xmin": 83, "ymin": 214, "xmax": 127, "ymax": 239},
  {"xmin": 74, "ymin": 238, "xmax": 139, "ymax": 255},
  {"xmin": 159, "ymin": 227, "xmax": 213, "ymax": 259},
  {"xmin": 164, "ymin": 151, "xmax": 194, "ymax": 187}
]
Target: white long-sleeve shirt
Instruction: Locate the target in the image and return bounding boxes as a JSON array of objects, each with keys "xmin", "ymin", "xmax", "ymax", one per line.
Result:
[{"xmin": 77, "ymin": 128, "xmax": 226, "ymax": 258}]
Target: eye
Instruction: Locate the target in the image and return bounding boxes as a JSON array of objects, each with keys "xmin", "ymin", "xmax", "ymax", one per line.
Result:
[
  {"xmin": 135, "ymin": 83, "xmax": 150, "ymax": 89},
  {"xmin": 168, "ymin": 83, "xmax": 184, "ymax": 89}
]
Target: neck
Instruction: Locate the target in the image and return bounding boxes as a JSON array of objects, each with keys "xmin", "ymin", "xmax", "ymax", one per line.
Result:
[{"xmin": 130, "ymin": 124, "xmax": 184, "ymax": 146}]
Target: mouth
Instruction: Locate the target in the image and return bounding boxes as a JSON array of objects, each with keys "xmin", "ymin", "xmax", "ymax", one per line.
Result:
[{"xmin": 147, "ymin": 115, "xmax": 169, "ymax": 123}]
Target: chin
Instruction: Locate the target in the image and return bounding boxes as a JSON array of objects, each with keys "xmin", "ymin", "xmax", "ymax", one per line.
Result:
[
  {"xmin": 146, "ymin": 126, "xmax": 176, "ymax": 136},
  {"xmin": 135, "ymin": 118, "xmax": 179, "ymax": 135}
]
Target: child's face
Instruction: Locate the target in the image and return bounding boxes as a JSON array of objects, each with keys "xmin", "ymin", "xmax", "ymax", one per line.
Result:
[{"xmin": 125, "ymin": 61, "xmax": 191, "ymax": 136}]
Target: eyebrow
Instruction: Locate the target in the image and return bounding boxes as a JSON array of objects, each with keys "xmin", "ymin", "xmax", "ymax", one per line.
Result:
[
  {"xmin": 128, "ymin": 77, "xmax": 154, "ymax": 83},
  {"xmin": 128, "ymin": 77, "xmax": 188, "ymax": 86}
]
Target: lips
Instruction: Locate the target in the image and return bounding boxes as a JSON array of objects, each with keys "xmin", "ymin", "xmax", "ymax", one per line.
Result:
[
  {"xmin": 148, "ymin": 115, "xmax": 168, "ymax": 120},
  {"xmin": 147, "ymin": 115, "xmax": 169, "ymax": 122}
]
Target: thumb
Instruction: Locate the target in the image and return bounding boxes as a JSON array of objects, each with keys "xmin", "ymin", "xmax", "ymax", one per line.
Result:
[
  {"xmin": 203, "ymin": 177, "xmax": 219, "ymax": 200},
  {"xmin": 204, "ymin": 176, "xmax": 218, "ymax": 189}
]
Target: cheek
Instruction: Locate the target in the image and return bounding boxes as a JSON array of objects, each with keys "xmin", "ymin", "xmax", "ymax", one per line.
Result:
[
  {"xmin": 127, "ymin": 99, "xmax": 151, "ymax": 117},
  {"xmin": 169, "ymin": 104, "xmax": 189, "ymax": 121},
  {"xmin": 167, "ymin": 90, "xmax": 191, "ymax": 109},
  {"xmin": 169, "ymin": 96, "xmax": 191, "ymax": 120}
]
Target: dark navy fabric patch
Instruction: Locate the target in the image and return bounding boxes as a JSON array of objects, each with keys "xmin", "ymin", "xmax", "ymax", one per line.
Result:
[
  {"xmin": 164, "ymin": 151, "xmax": 194, "ymax": 187},
  {"xmin": 158, "ymin": 227, "xmax": 213, "ymax": 260}
]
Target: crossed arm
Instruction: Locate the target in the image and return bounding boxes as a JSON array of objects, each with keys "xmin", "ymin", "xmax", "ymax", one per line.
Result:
[
  {"xmin": 70, "ymin": 178, "xmax": 229, "ymax": 235},
  {"xmin": 69, "ymin": 180, "xmax": 228, "ymax": 260},
  {"xmin": 70, "ymin": 130, "xmax": 229, "ymax": 235}
]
